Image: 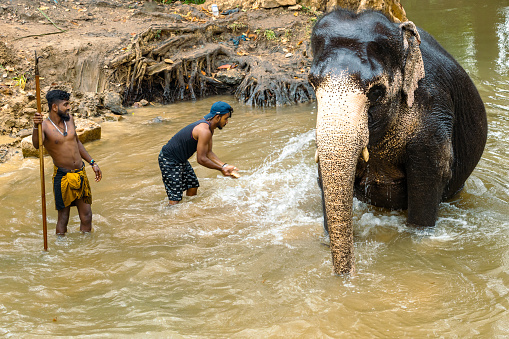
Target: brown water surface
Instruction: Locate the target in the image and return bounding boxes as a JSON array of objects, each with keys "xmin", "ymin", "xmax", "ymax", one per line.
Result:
[{"xmin": 1, "ymin": 0, "xmax": 508, "ymax": 336}]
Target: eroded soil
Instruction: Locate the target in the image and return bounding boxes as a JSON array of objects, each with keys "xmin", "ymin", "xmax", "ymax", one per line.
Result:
[{"xmin": 0, "ymin": 0, "xmax": 319, "ymax": 162}]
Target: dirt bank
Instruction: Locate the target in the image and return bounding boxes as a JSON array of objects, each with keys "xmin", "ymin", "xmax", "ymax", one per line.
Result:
[{"xmin": 0, "ymin": 0, "xmax": 321, "ymax": 162}]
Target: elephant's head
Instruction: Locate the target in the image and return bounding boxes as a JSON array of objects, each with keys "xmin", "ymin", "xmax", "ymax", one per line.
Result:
[{"xmin": 308, "ymin": 9, "xmax": 425, "ymax": 274}]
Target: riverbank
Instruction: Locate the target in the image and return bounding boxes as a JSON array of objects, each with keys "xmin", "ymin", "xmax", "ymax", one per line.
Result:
[{"xmin": 0, "ymin": 0, "xmax": 321, "ymax": 163}]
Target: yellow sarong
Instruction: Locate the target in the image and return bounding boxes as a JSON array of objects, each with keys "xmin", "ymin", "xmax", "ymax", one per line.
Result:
[{"xmin": 52, "ymin": 165, "xmax": 92, "ymax": 210}]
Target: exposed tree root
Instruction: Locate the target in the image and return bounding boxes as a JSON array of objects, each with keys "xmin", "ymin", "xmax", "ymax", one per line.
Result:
[
  {"xmin": 107, "ymin": 18, "xmax": 315, "ymax": 107},
  {"xmin": 235, "ymin": 57, "xmax": 315, "ymax": 106}
]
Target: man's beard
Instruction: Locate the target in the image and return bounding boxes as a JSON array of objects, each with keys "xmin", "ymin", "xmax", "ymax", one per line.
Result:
[{"xmin": 58, "ymin": 109, "xmax": 70, "ymax": 121}]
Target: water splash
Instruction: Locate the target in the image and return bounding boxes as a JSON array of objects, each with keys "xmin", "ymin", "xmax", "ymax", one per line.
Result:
[{"xmin": 199, "ymin": 129, "xmax": 321, "ymax": 243}]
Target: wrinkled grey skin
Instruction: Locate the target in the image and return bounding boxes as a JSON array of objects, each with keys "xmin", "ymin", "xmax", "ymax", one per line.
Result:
[{"xmin": 309, "ymin": 9, "xmax": 487, "ymax": 275}]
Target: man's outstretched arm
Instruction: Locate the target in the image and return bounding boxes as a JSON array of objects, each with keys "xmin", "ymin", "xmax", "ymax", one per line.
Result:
[
  {"xmin": 195, "ymin": 126, "xmax": 237, "ymax": 176},
  {"xmin": 205, "ymin": 139, "xmax": 224, "ymax": 167}
]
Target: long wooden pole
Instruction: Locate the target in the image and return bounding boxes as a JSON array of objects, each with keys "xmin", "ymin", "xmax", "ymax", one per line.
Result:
[{"xmin": 35, "ymin": 51, "xmax": 48, "ymax": 251}]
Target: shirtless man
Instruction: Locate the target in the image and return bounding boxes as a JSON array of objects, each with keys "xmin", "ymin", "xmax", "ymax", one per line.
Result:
[
  {"xmin": 32, "ymin": 90, "xmax": 102, "ymax": 235},
  {"xmin": 158, "ymin": 101, "xmax": 238, "ymax": 205}
]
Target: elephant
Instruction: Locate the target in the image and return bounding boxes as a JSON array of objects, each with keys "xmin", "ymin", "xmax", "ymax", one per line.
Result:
[{"xmin": 308, "ymin": 9, "xmax": 488, "ymax": 275}]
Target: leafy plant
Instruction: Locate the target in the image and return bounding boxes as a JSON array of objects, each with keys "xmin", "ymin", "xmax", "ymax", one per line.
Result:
[
  {"xmin": 12, "ymin": 73, "xmax": 27, "ymax": 91},
  {"xmin": 301, "ymin": 5, "xmax": 319, "ymax": 17},
  {"xmin": 228, "ymin": 22, "xmax": 247, "ymax": 33},
  {"xmin": 263, "ymin": 29, "xmax": 276, "ymax": 41},
  {"xmin": 155, "ymin": 0, "xmax": 205, "ymax": 4}
]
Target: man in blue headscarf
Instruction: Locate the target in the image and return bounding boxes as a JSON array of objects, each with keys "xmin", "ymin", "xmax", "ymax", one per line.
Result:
[{"xmin": 158, "ymin": 101, "xmax": 239, "ymax": 205}]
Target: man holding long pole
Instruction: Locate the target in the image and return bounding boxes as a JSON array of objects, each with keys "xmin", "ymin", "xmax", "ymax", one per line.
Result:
[{"xmin": 32, "ymin": 89, "xmax": 102, "ymax": 235}]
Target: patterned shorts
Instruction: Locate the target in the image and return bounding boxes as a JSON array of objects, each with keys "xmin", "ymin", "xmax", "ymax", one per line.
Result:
[{"xmin": 158, "ymin": 152, "xmax": 200, "ymax": 201}]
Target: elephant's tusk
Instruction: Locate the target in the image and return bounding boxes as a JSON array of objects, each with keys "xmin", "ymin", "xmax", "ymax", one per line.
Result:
[
  {"xmin": 315, "ymin": 149, "xmax": 319, "ymax": 163},
  {"xmin": 362, "ymin": 147, "xmax": 369, "ymax": 162}
]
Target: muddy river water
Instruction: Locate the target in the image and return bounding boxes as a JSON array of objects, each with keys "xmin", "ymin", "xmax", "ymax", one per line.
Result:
[{"xmin": 1, "ymin": 0, "xmax": 509, "ymax": 337}]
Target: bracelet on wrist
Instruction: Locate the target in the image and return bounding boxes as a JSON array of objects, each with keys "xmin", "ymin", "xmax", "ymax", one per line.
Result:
[
  {"xmin": 221, "ymin": 163, "xmax": 228, "ymax": 168},
  {"xmin": 90, "ymin": 159, "xmax": 96, "ymax": 166}
]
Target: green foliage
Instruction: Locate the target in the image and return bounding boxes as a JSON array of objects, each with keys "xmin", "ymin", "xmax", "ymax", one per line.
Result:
[
  {"xmin": 12, "ymin": 73, "xmax": 27, "ymax": 91},
  {"xmin": 253, "ymin": 29, "xmax": 278, "ymax": 41},
  {"xmin": 228, "ymin": 22, "xmax": 247, "ymax": 33},
  {"xmin": 301, "ymin": 5, "xmax": 319, "ymax": 17},
  {"xmin": 155, "ymin": 0, "xmax": 205, "ymax": 4},
  {"xmin": 1, "ymin": 64, "xmax": 27, "ymax": 90},
  {"xmin": 263, "ymin": 29, "xmax": 276, "ymax": 41}
]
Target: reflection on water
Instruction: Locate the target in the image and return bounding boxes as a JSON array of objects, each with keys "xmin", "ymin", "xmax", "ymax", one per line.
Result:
[
  {"xmin": 1, "ymin": 0, "xmax": 509, "ymax": 337},
  {"xmin": 496, "ymin": 7, "xmax": 509, "ymax": 75}
]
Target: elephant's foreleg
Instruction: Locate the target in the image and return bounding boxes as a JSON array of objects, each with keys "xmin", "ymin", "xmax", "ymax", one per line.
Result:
[{"xmin": 406, "ymin": 140, "xmax": 453, "ymax": 227}]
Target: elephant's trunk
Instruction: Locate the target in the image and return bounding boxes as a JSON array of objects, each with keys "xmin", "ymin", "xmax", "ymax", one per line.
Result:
[{"xmin": 315, "ymin": 75, "xmax": 369, "ymax": 275}]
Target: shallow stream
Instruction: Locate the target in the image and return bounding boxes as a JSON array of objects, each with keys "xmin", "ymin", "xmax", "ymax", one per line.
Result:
[{"xmin": 1, "ymin": 0, "xmax": 508, "ymax": 337}]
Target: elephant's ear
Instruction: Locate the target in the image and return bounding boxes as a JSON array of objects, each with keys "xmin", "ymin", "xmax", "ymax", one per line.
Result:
[{"xmin": 400, "ymin": 21, "xmax": 425, "ymax": 108}]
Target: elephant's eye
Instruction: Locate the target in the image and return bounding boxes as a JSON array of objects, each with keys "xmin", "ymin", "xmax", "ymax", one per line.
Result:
[{"xmin": 367, "ymin": 85, "xmax": 386, "ymax": 104}]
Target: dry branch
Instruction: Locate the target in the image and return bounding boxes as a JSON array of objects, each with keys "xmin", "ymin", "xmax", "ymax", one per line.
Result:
[{"xmin": 152, "ymin": 35, "xmax": 194, "ymax": 55}]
